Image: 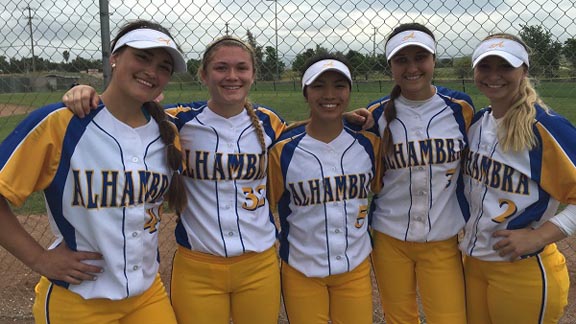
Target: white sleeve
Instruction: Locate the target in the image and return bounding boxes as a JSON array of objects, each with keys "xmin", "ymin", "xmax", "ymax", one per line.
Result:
[{"xmin": 549, "ymin": 204, "xmax": 576, "ymax": 236}]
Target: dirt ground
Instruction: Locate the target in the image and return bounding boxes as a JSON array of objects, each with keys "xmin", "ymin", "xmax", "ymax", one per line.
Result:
[
  {"xmin": 0, "ymin": 104, "xmax": 34, "ymax": 117},
  {"xmin": 0, "ymin": 214, "xmax": 575, "ymax": 324}
]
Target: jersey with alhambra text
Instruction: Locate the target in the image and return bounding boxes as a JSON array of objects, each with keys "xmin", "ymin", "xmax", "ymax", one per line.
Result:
[
  {"xmin": 460, "ymin": 105, "xmax": 576, "ymax": 261},
  {"xmin": 367, "ymin": 86, "xmax": 474, "ymax": 242},
  {"xmin": 166, "ymin": 103, "xmax": 286, "ymax": 257},
  {"xmin": 0, "ymin": 102, "xmax": 176, "ymax": 300},
  {"xmin": 268, "ymin": 125, "xmax": 382, "ymax": 278}
]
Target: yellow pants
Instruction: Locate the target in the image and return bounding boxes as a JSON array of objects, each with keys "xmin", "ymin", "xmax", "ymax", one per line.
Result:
[
  {"xmin": 170, "ymin": 245, "xmax": 280, "ymax": 324},
  {"xmin": 372, "ymin": 231, "xmax": 467, "ymax": 324},
  {"xmin": 33, "ymin": 274, "xmax": 176, "ymax": 324},
  {"xmin": 281, "ymin": 257, "xmax": 373, "ymax": 324},
  {"xmin": 464, "ymin": 243, "xmax": 569, "ymax": 324}
]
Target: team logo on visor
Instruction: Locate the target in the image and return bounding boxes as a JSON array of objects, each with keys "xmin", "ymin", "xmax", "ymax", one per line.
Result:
[
  {"xmin": 157, "ymin": 37, "xmax": 172, "ymax": 46},
  {"xmin": 489, "ymin": 41, "xmax": 504, "ymax": 49},
  {"xmin": 402, "ymin": 32, "xmax": 415, "ymax": 41}
]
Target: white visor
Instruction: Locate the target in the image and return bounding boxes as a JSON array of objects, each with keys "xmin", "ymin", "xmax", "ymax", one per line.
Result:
[
  {"xmin": 112, "ymin": 28, "xmax": 187, "ymax": 73},
  {"xmin": 385, "ymin": 30, "xmax": 436, "ymax": 60},
  {"xmin": 301, "ymin": 59, "xmax": 352, "ymax": 91},
  {"xmin": 472, "ymin": 38, "xmax": 529, "ymax": 68}
]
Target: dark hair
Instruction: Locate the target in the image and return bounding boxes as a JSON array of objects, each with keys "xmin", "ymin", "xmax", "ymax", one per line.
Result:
[
  {"xmin": 385, "ymin": 22, "xmax": 435, "ymax": 45},
  {"xmin": 113, "ymin": 20, "xmax": 186, "ymax": 214},
  {"xmin": 300, "ymin": 53, "xmax": 352, "ymax": 99},
  {"xmin": 382, "ymin": 23, "xmax": 435, "ymax": 155}
]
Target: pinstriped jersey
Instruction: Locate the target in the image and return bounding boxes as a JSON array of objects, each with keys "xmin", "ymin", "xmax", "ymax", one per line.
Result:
[
  {"xmin": 0, "ymin": 102, "xmax": 176, "ymax": 300},
  {"xmin": 367, "ymin": 86, "xmax": 474, "ymax": 242},
  {"xmin": 268, "ymin": 125, "xmax": 382, "ymax": 278},
  {"xmin": 460, "ymin": 105, "xmax": 576, "ymax": 261},
  {"xmin": 166, "ymin": 103, "xmax": 286, "ymax": 257}
]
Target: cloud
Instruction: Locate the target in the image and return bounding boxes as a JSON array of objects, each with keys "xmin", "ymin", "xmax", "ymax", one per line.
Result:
[{"xmin": 1, "ymin": 0, "xmax": 575, "ymax": 64}]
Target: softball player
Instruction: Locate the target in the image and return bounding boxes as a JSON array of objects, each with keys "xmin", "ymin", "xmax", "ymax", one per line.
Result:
[
  {"xmin": 461, "ymin": 33, "xmax": 574, "ymax": 324},
  {"xmin": 0, "ymin": 20, "xmax": 187, "ymax": 324},
  {"xmin": 367, "ymin": 23, "xmax": 474, "ymax": 324},
  {"xmin": 268, "ymin": 55, "xmax": 382, "ymax": 324},
  {"xmin": 166, "ymin": 36, "xmax": 285, "ymax": 324}
]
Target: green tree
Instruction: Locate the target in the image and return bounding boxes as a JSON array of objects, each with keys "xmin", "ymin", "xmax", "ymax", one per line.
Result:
[
  {"xmin": 345, "ymin": 50, "xmax": 371, "ymax": 80},
  {"xmin": 292, "ymin": 45, "xmax": 329, "ymax": 74},
  {"xmin": 374, "ymin": 53, "xmax": 390, "ymax": 77},
  {"xmin": 69, "ymin": 56, "xmax": 101, "ymax": 72},
  {"xmin": 262, "ymin": 46, "xmax": 285, "ymax": 81},
  {"xmin": 246, "ymin": 31, "xmax": 264, "ymax": 80},
  {"xmin": 453, "ymin": 56, "xmax": 472, "ymax": 79},
  {"xmin": 187, "ymin": 58, "xmax": 201, "ymax": 78},
  {"xmin": 0, "ymin": 56, "xmax": 8, "ymax": 73},
  {"xmin": 63, "ymin": 50, "xmax": 70, "ymax": 63},
  {"xmin": 519, "ymin": 25, "xmax": 562, "ymax": 78},
  {"xmin": 563, "ymin": 38, "xmax": 576, "ymax": 76}
]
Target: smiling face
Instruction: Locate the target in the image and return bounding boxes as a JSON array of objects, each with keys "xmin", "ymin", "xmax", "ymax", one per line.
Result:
[
  {"xmin": 305, "ymin": 70, "xmax": 351, "ymax": 123},
  {"xmin": 474, "ymin": 55, "xmax": 527, "ymax": 109},
  {"xmin": 389, "ymin": 45, "xmax": 435, "ymax": 100},
  {"xmin": 110, "ymin": 46, "xmax": 174, "ymax": 104},
  {"xmin": 201, "ymin": 45, "xmax": 255, "ymax": 117}
]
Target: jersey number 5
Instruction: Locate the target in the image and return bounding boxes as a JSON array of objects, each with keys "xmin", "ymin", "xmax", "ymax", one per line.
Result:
[
  {"xmin": 144, "ymin": 207, "xmax": 161, "ymax": 233},
  {"xmin": 355, "ymin": 205, "xmax": 368, "ymax": 228}
]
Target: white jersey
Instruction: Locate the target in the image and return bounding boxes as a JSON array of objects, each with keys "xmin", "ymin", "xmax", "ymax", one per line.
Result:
[
  {"xmin": 367, "ymin": 86, "xmax": 474, "ymax": 242},
  {"xmin": 460, "ymin": 105, "xmax": 576, "ymax": 261},
  {"xmin": 167, "ymin": 103, "xmax": 286, "ymax": 257},
  {"xmin": 268, "ymin": 125, "xmax": 382, "ymax": 278},
  {"xmin": 0, "ymin": 102, "xmax": 175, "ymax": 300}
]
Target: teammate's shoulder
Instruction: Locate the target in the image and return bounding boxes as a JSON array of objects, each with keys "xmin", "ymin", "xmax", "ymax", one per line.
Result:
[
  {"xmin": 30, "ymin": 101, "xmax": 71, "ymax": 117},
  {"xmin": 471, "ymin": 107, "xmax": 491, "ymax": 123},
  {"xmin": 164, "ymin": 101, "xmax": 207, "ymax": 114},
  {"xmin": 253, "ymin": 103, "xmax": 285, "ymax": 121},
  {"xmin": 534, "ymin": 103, "xmax": 576, "ymax": 131},
  {"xmin": 18, "ymin": 101, "xmax": 84, "ymax": 128},
  {"xmin": 435, "ymin": 85, "xmax": 474, "ymax": 106},
  {"xmin": 272, "ymin": 123, "xmax": 306, "ymax": 146},
  {"xmin": 164, "ymin": 101, "xmax": 207, "ymax": 126},
  {"xmin": 348, "ymin": 126, "xmax": 381, "ymax": 141},
  {"xmin": 366, "ymin": 95, "xmax": 391, "ymax": 111}
]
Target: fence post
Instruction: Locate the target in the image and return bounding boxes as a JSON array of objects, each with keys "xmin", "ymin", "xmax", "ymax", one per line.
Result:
[{"xmin": 99, "ymin": 0, "xmax": 111, "ymax": 88}]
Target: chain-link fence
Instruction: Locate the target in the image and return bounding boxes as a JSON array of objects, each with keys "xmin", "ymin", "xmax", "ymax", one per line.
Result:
[{"xmin": 1, "ymin": 0, "xmax": 576, "ymax": 323}]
